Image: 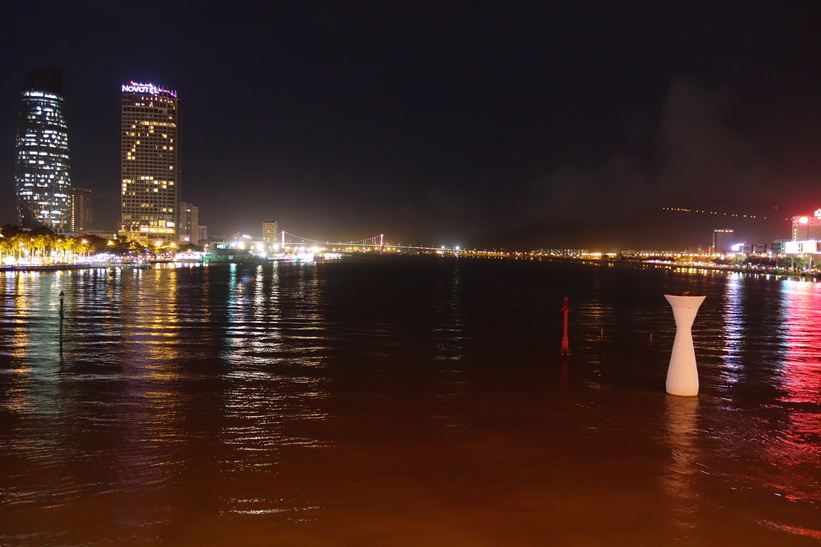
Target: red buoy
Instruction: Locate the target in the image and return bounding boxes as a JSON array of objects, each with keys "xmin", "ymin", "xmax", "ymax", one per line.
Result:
[{"xmin": 560, "ymin": 296, "xmax": 571, "ymax": 356}]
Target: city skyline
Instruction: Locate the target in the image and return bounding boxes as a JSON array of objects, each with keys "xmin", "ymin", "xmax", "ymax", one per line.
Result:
[{"xmin": 1, "ymin": 2, "xmax": 820, "ymax": 248}]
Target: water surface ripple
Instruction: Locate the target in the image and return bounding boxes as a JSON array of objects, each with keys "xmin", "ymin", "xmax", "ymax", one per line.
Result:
[{"xmin": 1, "ymin": 258, "xmax": 819, "ymax": 544}]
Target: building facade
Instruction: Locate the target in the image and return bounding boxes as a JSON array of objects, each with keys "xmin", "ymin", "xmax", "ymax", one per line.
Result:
[
  {"xmin": 711, "ymin": 229, "xmax": 735, "ymax": 254},
  {"xmin": 262, "ymin": 219, "xmax": 279, "ymax": 249},
  {"xmin": 120, "ymin": 81, "xmax": 180, "ymax": 244},
  {"xmin": 178, "ymin": 201, "xmax": 199, "ymax": 244},
  {"xmin": 71, "ymin": 187, "xmax": 92, "ymax": 232},
  {"xmin": 14, "ymin": 68, "xmax": 73, "ymax": 232},
  {"xmin": 791, "ymin": 209, "xmax": 821, "ymax": 242}
]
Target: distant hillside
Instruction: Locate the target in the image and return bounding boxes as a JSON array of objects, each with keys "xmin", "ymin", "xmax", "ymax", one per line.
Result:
[{"xmin": 478, "ymin": 203, "xmax": 787, "ymax": 251}]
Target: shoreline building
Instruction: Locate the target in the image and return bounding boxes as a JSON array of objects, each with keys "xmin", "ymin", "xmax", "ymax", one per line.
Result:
[
  {"xmin": 785, "ymin": 208, "xmax": 821, "ymax": 255},
  {"xmin": 262, "ymin": 219, "xmax": 279, "ymax": 250},
  {"xmin": 711, "ymin": 229, "xmax": 735, "ymax": 254},
  {"xmin": 120, "ymin": 81, "xmax": 180, "ymax": 244},
  {"xmin": 14, "ymin": 68, "xmax": 73, "ymax": 232},
  {"xmin": 71, "ymin": 187, "xmax": 92, "ymax": 232},
  {"xmin": 178, "ymin": 201, "xmax": 199, "ymax": 244},
  {"xmin": 790, "ymin": 209, "xmax": 821, "ymax": 242}
]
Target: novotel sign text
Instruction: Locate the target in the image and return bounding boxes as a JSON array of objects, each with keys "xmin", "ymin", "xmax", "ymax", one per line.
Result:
[{"xmin": 121, "ymin": 81, "xmax": 177, "ymax": 98}]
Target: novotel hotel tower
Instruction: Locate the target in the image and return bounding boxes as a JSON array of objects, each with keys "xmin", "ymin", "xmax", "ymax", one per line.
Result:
[{"xmin": 120, "ymin": 81, "xmax": 180, "ymax": 244}]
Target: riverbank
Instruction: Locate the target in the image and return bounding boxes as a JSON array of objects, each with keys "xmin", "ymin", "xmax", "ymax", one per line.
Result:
[
  {"xmin": 532, "ymin": 255, "xmax": 820, "ymax": 280},
  {"xmin": 0, "ymin": 263, "xmax": 102, "ymax": 272},
  {"xmin": 2, "ymin": 253, "xmax": 819, "ymax": 280},
  {"xmin": 0, "ymin": 262, "xmax": 155, "ymax": 273}
]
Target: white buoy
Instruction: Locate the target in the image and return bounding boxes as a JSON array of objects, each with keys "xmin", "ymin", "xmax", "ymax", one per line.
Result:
[{"xmin": 664, "ymin": 293, "xmax": 706, "ymax": 396}]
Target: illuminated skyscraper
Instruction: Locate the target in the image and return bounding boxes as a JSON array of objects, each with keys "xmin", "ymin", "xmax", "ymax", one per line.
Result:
[
  {"xmin": 14, "ymin": 68, "xmax": 73, "ymax": 232},
  {"xmin": 120, "ymin": 81, "xmax": 180, "ymax": 244}
]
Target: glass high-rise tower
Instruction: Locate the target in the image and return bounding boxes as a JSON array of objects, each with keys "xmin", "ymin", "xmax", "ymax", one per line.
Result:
[
  {"xmin": 14, "ymin": 68, "xmax": 73, "ymax": 232},
  {"xmin": 120, "ymin": 81, "xmax": 180, "ymax": 244}
]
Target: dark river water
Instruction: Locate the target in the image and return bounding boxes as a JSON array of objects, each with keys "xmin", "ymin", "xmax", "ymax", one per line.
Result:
[{"xmin": 1, "ymin": 257, "xmax": 819, "ymax": 545}]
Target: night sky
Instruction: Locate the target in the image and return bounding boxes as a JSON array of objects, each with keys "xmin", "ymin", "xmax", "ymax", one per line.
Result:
[{"xmin": 2, "ymin": 1, "xmax": 820, "ymax": 248}]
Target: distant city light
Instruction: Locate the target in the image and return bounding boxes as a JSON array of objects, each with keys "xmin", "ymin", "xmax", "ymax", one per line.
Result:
[{"xmin": 662, "ymin": 206, "xmax": 765, "ymax": 220}]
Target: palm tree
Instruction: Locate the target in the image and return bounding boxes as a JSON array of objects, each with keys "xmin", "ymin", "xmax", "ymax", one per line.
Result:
[{"xmin": 0, "ymin": 235, "xmax": 10, "ymax": 264}]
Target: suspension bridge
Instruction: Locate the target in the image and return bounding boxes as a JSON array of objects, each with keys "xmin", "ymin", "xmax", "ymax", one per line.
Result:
[
  {"xmin": 277, "ymin": 231, "xmax": 509, "ymax": 257},
  {"xmin": 279, "ymin": 231, "xmax": 384, "ymax": 250}
]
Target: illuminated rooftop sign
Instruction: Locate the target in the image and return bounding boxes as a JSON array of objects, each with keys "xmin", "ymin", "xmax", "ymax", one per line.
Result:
[{"xmin": 121, "ymin": 81, "xmax": 177, "ymax": 98}]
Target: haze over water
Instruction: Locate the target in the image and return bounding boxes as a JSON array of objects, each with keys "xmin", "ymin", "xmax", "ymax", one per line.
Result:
[{"xmin": 1, "ymin": 257, "xmax": 819, "ymax": 545}]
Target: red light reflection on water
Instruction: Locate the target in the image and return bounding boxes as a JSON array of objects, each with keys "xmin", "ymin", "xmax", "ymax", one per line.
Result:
[
  {"xmin": 767, "ymin": 280, "xmax": 821, "ymax": 514},
  {"xmin": 780, "ymin": 281, "xmax": 821, "ymax": 406}
]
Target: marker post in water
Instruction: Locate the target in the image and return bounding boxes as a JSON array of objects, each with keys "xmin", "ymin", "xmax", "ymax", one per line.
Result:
[
  {"xmin": 664, "ymin": 293, "xmax": 705, "ymax": 396},
  {"xmin": 560, "ymin": 296, "xmax": 571, "ymax": 356},
  {"xmin": 59, "ymin": 290, "xmax": 65, "ymax": 357}
]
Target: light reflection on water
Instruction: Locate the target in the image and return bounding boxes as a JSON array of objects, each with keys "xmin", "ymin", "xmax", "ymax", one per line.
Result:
[
  {"xmin": 661, "ymin": 396, "xmax": 700, "ymax": 541},
  {"xmin": 0, "ymin": 259, "xmax": 819, "ymax": 544},
  {"xmin": 780, "ymin": 280, "xmax": 821, "ymax": 405}
]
